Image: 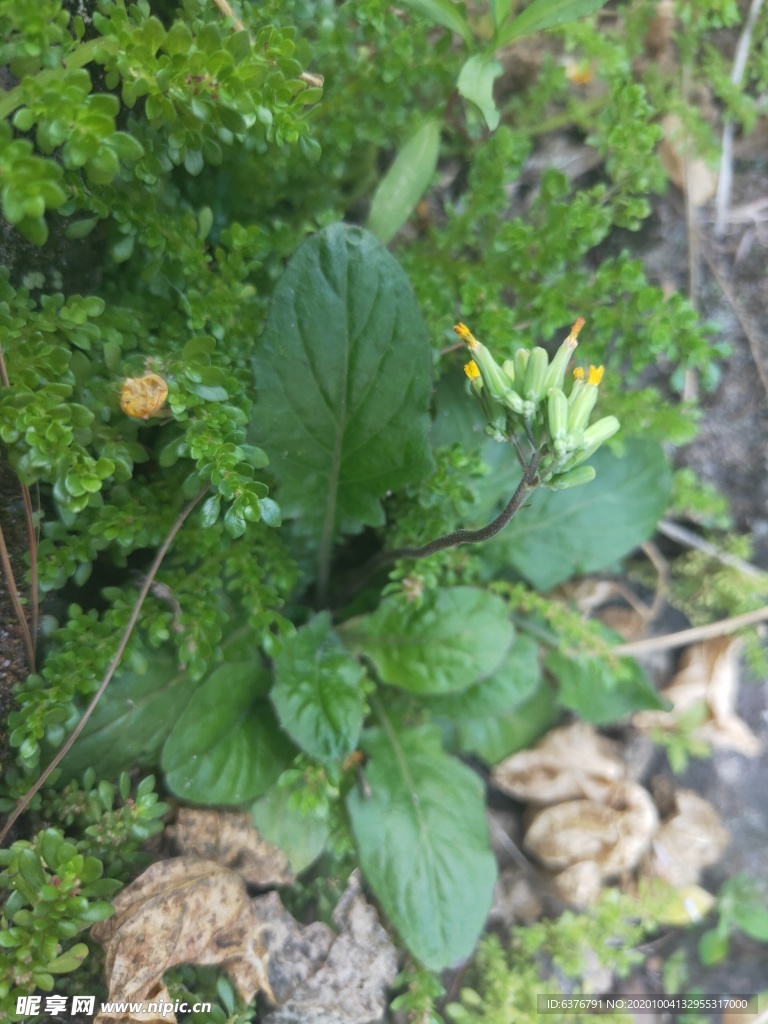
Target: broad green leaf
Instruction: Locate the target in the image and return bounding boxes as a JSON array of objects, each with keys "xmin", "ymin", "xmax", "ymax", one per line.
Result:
[
  {"xmin": 347, "ymin": 725, "xmax": 496, "ymax": 970},
  {"xmin": 60, "ymin": 646, "xmax": 199, "ymax": 780},
  {"xmin": 368, "ymin": 121, "xmax": 441, "ymax": 245},
  {"xmin": 252, "ymin": 224, "xmax": 434, "ymax": 587},
  {"xmin": 271, "ymin": 612, "xmax": 365, "ymax": 762},
  {"xmin": 547, "ymin": 644, "xmax": 669, "ymax": 723},
  {"xmin": 442, "ymin": 680, "xmax": 559, "ymax": 763},
  {"xmin": 457, "ymin": 54, "xmax": 503, "ymax": 131},
  {"xmin": 424, "ymin": 634, "xmax": 540, "ymax": 720},
  {"xmin": 496, "ymin": 0, "xmax": 610, "ymax": 46},
  {"xmin": 399, "ymin": 0, "xmax": 473, "ymax": 44},
  {"xmin": 482, "ymin": 439, "xmax": 671, "ymax": 590},
  {"xmin": 251, "ymin": 783, "xmax": 330, "ymax": 873},
  {"xmin": 162, "ymin": 663, "xmax": 295, "ymax": 804},
  {"xmin": 341, "ymin": 587, "xmax": 514, "ymax": 694}
]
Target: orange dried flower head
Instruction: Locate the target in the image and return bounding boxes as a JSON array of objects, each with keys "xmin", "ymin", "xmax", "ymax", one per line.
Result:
[{"xmin": 120, "ymin": 373, "xmax": 169, "ymax": 419}]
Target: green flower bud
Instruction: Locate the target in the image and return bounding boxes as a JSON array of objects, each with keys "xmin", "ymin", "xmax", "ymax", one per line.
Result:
[
  {"xmin": 523, "ymin": 347, "xmax": 549, "ymax": 401},
  {"xmin": 455, "ymin": 323, "xmax": 513, "ymax": 403},
  {"xmin": 546, "ymin": 387, "xmax": 569, "ymax": 441},
  {"xmin": 564, "ymin": 416, "xmax": 620, "ymax": 469},
  {"xmin": 549, "ymin": 464, "xmax": 596, "ymax": 489},
  {"xmin": 465, "ymin": 360, "xmax": 507, "ymax": 433},
  {"xmin": 543, "ymin": 318, "xmax": 583, "ymax": 391},
  {"xmin": 501, "ymin": 359, "xmax": 516, "ymax": 385},
  {"xmin": 513, "ymin": 348, "xmax": 529, "ymax": 387},
  {"xmin": 501, "ymin": 388, "xmax": 526, "ymax": 415},
  {"xmin": 568, "ymin": 365, "xmax": 604, "ymax": 431}
]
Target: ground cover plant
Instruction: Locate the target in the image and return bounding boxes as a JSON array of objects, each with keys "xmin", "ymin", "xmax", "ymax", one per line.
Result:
[{"xmin": 2, "ymin": 0, "xmax": 768, "ymax": 1020}]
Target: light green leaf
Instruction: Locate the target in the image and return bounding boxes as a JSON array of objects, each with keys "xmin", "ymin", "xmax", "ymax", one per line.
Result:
[
  {"xmin": 491, "ymin": 0, "xmax": 512, "ymax": 26},
  {"xmin": 162, "ymin": 663, "xmax": 295, "ymax": 804},
  {"xmin": 547, "ymin": 643, "xmax": 669, "ymax": 723},
  {"xmin": 400, "ymin": 0, "xmax": 473, "ymax": 44},
  {"xmin": 271, "ymin": 612, "xmax": 365, "ymax": 762},
  {"xmin": 457, "ymin": 54, "xmax": 503, "ymax": 131},
  {"xmin": 442, "ymin": 681, "xmax": 559, "ymax": 763},
  {"xmin": 251, "ymin": 224, "xmax": 434, "ymax": 590},
  {"xmin": 341, "ymin": 587, "xmax": 514, "ymax": 694},
  {"xmin": 482, "ymin": 439, "xmax": 671, "ymax": 590},
  {"xmin": 347, "ymin": 725, "xmax": 496, "ymax": 970},
  {"xmin": 368, "ymin": 121, "xmax": 441, "ymax": 245},
  {"xmin": 424, "ymin": 634, "xmax": 540, "ymax": 720},
  {"xmin": 496, "ymin": 0, "xmax": 610, "ymax": 46},
  {"xmin": 251, "ymin": 783, "xmax": 329, "ymax": 873}
]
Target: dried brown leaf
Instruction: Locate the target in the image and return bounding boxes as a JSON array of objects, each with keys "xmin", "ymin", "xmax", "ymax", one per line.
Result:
[
  {"xmin": 658, "ymin": 114, "xmax": 718, "ymax": 206},
  {"xmin": 523, "ymin": 781, "xmax": 658, "ymax": 879},
  {"xmin": 92, "ymin": 859, "xmax": 280, "ymax": 1022},
  {"xmin": 634, "ymin": 637, "xmax": 761, "ymax": 756},
  {"xmin": 491, "ymin": 722, "xmax": 625, "ymax": 804},
  {"xmin": 641, "ymin": 789, "xmax": 728, "ymax": 887},
  {"xmin": 169, "ymin": 808, "xmax": 293, "ymax": 886}
]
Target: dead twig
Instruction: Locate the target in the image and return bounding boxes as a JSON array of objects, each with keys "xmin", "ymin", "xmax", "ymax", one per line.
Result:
[
  {"xmin": 658, "ymin": 518, "xmax": 767, "ymax": 579},
  {"xmin": 714, "ymin": 0, "xmax": 766, "ymax": 236},
  {"xmin": 696, "ymin": 232, "xmax": 768, "ymax": 399},
  {"xmin": 209, "ymin": 0, "xmax": 323, "ymax": 87},
  {"xmin": 0, "ymin": 485, "xmax": 209, "ymax": 846},
  {"xmin": 0, "ymin": 339, "xmax": 38, "ymax": 672},
  {"xmin": 0, "ymin": 523, "xmax": 35, "ymax": 672},
  {"xmin": 612, "ymin": 604, "xmax": 768, "ymax": 657},
  {"xmin": 639, "ymin": 540, "xmax": 670, "ymax": 624}
]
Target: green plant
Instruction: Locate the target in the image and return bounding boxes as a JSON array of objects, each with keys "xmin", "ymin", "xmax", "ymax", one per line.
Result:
[
  {"xmin": 0, "ymin": 828, "xmax": 117, "ymax": 1014},
  {"xmin": 698, "ymin": 874, "xmax": 768, "ymax": 966},
  {"xmin": 0, "ymin": 0, "xmax": 745, "ymax": 1007},
  {"xmin": 445, "ymin": 886, "xmax": 662, "ymax": 1024}
]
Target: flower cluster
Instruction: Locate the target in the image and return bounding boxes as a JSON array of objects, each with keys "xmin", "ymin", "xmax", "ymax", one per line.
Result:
[{"xmin": 456, "ymin": 319, "xmax": 619, "ymax": 489}]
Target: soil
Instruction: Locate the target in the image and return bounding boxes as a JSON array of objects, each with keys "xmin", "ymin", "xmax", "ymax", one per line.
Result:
[{"xmin": 0, "ymin": 444, "xmax": 31, "ymax": 769}]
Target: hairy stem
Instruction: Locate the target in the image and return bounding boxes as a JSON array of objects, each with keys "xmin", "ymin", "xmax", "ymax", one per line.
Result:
[{"xmin": 336, "ymin": 452, "xmax": 541, "ymax": 605}]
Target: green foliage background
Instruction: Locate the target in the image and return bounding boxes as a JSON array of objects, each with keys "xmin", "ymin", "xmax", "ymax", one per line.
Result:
[{"xmin": 1, "ymin": 0, "xmax": 763, "ymax": 1015}]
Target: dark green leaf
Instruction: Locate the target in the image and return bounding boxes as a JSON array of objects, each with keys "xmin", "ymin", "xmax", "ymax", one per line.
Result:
[
  {"xmin": 443, "ymin": 680, "xmax": 559, "ymax": 763},
  {"xmin": 341, "ymin": 587, "xmax": 514, "ymax": 694},
  {"xmin": 251, "ymin": 224, "xmax": 434, "ymax": 580},
  {"xmin": 271, "ymin": 613, "xmax": 365, "ymax": 762},
  {"xmin": 368, "ymin": 121, "xmax": 441, "ymax": 245},
  {"xmin": 547, "ymin": 643, "xmax": 669, "ymax": 723},
  {"xmin": 483, "ymin": 440, "xmax": 671, "ymax": 590},
  {"xmin": 497, "ymin": 0, "xmax": 610, "ymax": 46},
  {"xmin": 59, "ymin": 646, "xmax": 200, "ymax": 780},
  {"xmin": 162, "ymin": 663, "xmax": 295, "ymax": 804},
  {"xmin": 457, "ymin": 54, "xmax": 503, "ymax": 131},
  {"xmin": 423, "ymin": 633, "xmax": 538, "ymax": 717},
  {"xmin": 347, "ymin": 726, "xmax": 496, "ymax": 970}
]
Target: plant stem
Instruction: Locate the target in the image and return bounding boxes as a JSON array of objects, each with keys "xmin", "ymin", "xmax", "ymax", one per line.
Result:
[
  {"xmin": 335, "ymin": 452, "xmax": 541, "ymax": 605},
  {"xmin": 0, "ymin": 485, "xmax": 209, "ymax": 847}
]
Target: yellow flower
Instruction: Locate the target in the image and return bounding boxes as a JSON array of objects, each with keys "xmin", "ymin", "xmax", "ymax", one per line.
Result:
[{"xmin": 464, "ymin": 360, "xmax": 481, "ymax": 380}]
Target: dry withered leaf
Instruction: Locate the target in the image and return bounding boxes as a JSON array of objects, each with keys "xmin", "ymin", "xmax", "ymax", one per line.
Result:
[
  {"xmin": 169, "ymin": 808, "xmax": 293, "ymax": 886},
  {"xmin": 92, "ymin": 858, "xmax": 277, "ymax": 1023},
  {"xmin": 658, "ymin": 114, "xmax": 718, "ymax": 206},
  {"xmin": 265, "ymin": 872, "xmax": 398, "ymax": 1024},
  {"xmin": 523, "ymin": 781, "xmax": 658, "ymax": 880},
  {"xmin": 492, "ymin": 722, "xmax": 625, "ymax": 804},
  {"xmin": 551, "ymin": 860, "xmax": 603, "ymax": 907},
  {"xmin": 634, "ymin": 637, "xmax": 761, "ymax": 757},
  {"xmin": 119, "ymin": 373, "xmax": 168, "ymax": 419},
  {"xmin": 641, "ymin": 788, "xmax": 728, "ymax": 887}
]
